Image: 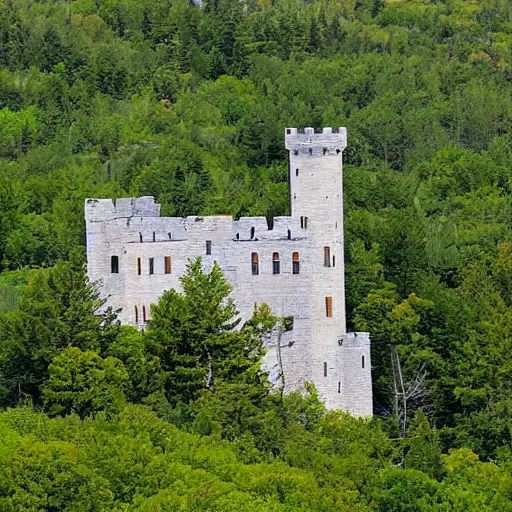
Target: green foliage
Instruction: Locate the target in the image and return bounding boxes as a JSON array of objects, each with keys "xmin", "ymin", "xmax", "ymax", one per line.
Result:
[
  {"xmin": 0, "ymin": 0, "xmax": 511, "ymax": 506},
  {"xmin": 0, "ymin": 252, "xmax": 119, "ymax": 405},
  {"xmin": 404, "ymin": 410, "xmax": 443, "ymax": 479},
  {"xmin": 105, "ymin": 326, "xmax": 164, "ymax": 402},
  {"xmin": 0, "ymin": 405, "xmax": 381, "ymax": 511},
  {"xmin": 146, "ymin": 258, "xmax": 272, "ymax": 405},
  {"xmin": 367, "ymin": 449, "xmax": 512, "ymax": 512},
  {"xmin": 0, "ymin": 107, "xmax": 39, "ymax": 159},
  {"xmin": 0, "ymin": 269, "xmax": 34, "ymax": 312},
  {"xmin": 42, "ymin": 347, "xmax": 129, "ymax": 418}
]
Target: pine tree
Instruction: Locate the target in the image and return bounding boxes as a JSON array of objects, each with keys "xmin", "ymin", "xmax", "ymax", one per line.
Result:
[
  {"xmin": 0, "ymin": 251, "xmax": 119, "ymax": 405},
  {"xmin": 404, "ymin": 410, "xmax": 443, "ymax": 479},
  {"xmin": 146, "ymin": 258, "xmax": 274, "ymax": 405}
]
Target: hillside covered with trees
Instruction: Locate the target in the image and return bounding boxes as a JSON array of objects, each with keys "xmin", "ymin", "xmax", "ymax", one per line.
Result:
[{"xmin": 0, "ymin": 0, "xmax": 511, "ymax": 509}]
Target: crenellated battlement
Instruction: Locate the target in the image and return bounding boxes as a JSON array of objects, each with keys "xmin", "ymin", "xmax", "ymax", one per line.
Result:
[
  {"xmin": 285, "ymin": 127, "xmax": 347, "ymax": 153},
  {"xmin": 84, "ymin": 126, "xmax": 372, "ymax": 416},
  {"xmin": 85, "ymin": 196, "xmax": 160, "ymax": 222}
]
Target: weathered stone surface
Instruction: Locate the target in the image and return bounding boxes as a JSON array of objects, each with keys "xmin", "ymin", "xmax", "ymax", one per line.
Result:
[{"xmin": 85, "ymin": 127, "xmax": 373, "ymax": 416}]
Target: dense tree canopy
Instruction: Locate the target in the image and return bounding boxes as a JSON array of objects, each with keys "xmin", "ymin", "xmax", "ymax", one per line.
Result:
[{"xmin": 0, "ymin": 0, "xmax": 512, "ymax": 508}]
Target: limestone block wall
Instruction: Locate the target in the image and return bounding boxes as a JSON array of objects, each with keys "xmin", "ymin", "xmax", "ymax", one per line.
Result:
[
  {"xmin": 339, "ymin": 332, "xmax": 373, "ymax": 416},
  {"xmin": 84, "ymin": 127, "xmax": 373, "ymax": 416},
  {"xmin": 285, "ymin": 127, "xmax": 347, "ymax": 409}
]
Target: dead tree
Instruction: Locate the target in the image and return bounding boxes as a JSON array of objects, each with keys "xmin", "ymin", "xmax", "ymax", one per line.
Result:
[{"xmin": 391, "ymin": 344, "xmax": 430, "ymax": 438}]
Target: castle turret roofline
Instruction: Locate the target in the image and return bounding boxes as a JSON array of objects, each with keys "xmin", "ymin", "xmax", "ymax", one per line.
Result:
[{"xmin": 285, "ymin": 127, "xmax": 347, "ymax": 152}]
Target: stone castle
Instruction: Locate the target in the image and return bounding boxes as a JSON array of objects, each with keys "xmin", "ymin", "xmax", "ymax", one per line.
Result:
[{"xmin": 85, "ymin": 127, "xmax": 372, "ymax": 416}]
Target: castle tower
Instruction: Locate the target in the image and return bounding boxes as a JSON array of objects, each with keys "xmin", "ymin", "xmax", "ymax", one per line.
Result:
[
  {"xmin": 85, "ymin": 127, "xmax": 372, "ymax": 416},
  {"xmin": 285, "ymin": 127, "xmax": 371, "ymax": 413}
]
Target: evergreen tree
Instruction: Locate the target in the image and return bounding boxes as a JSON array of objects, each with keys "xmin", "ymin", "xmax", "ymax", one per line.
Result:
[
  {"xmin": 404, "ymin": 410, "xmax": 443, "ymax": 479},
  {"xmin": 0, "ymin": 252, "xmax": 119, "ymax": 405},
  {"xmin": 146, "ymin": 258, "xmax": 272, "ymax": 405}
]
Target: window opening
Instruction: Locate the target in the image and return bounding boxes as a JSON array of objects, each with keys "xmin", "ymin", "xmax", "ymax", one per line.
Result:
[
  {"xmin": 143, "ymin": 305, "xmax": 147, "ymax": 323},
  {"xmin": 168, "ymin": 232, "xmax": 172, "ymax": 240},
  {"xmin": 324, "ymin": 247, "xmax": 331, "ymax": 267},
  {"xmin": 137, "ymin": 258, "xmax": 141, "ymax": 276},
  {"xmin": 283, "ymin": 316, "xmax": 294, "ymax": 331},
  {"xmin": 324, "ymin": 362, "xmax": 327, "ymax": 377},
  {"xmin": 292, "ymin": 252, "xmax": 300, "ymax": 274},
  {"xmin": 153, "ymin": 232, "xmax": 156, "ymax": 242},
  {"xmin": 165, "ymin": 256, "xmax": 171, "ymax": 274},
  {"xmin": 296, "ymin": 168, "xmax": 299, "ymax": 176},
  {"xmin": 149, "ymin": 258, "xmax": 154, "ymax": 275},
  {"xmin": 323, "ymin": 147, "xmax": 327, "ymax": 155},
  {"xmin": 250, "ymin": 227, "xmax": 255, "ymax": 239},
  {"xmin": 111, "ymin": 255, "xmax": 119, "ymax": 273},
  {"xmin": 134, "ymin": 306, "xmax": 138, "ymax": 324},
  {"xmin": 236, "ymin": 233, "xmax": 239, "ymax": 240},
  {"xmin": 206, "ymin": 240, "xmax": 212, "ymax": 255},
  {"xmin": 139, "ymin": 232, "xmax": 143, "ymax": 243},
  {"xmin": 336, "ymin": 149, "xmax": 341, "ymax": 155},
  {"xmin": 309, "ymin": 148, "xmax": 313, "ymax": 155},
  {"xmin": 287, "ymin": 229, "xmax": 291, "ymax": 240},
  {"xmin": 338, "ymin": 381, "xmax": 341, "ymax": 393},
  {"xmin": 286, "ymin": 128, "xmax": 291, "ymax": 134},
  {"xmin": 362, "ymin": 355, "xmax": 365, "ymax": 369},
  {"xmin": 333, "ymin": 255, "xmax": 336, "ymax": 267},
  {"xmin": 326, "ymin": 296, "xmax": 333, "ymax": 317},
  {"xmin": 272, "ymin": 252, "xmax": 280, "ymax": 274},
  {"xmin": 300, "ymin": 216, "xmax": 304, "ymax": 229},
  {"xmin": 294, "ymin": 150, "xmax": 299, "ymax": 156},
  {"xmin": 252, "ymin": 253, "xmax": 259, "ymax": 275},
  {"xmin": 304, "ymin": 217, "xmax": 308, "ymax": 229}
]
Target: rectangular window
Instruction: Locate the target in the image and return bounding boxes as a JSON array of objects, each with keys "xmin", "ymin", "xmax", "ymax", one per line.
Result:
[
  {"xmin": 304, "ymin": 217, "xmax": 308, "ymax": 229},
  {"xmin": 252, "ymin": 253, "xmax": 259, "ymax": 275},
  {"xmin": 300, "ymin": 216, "xmax": 304, "ymax": 229},
  {"xmin": 111, "ymin": 255, "xmax": 119, "ymax": 273},
  {"xmin": 333, "ymin": 255, "xmax": 336, "ymax": 267},
  {"xmin": 143, "ymin": 305, "xmax": 147, "ymax": 323},
  {"xmin": 206, "ymin": 240, "xmax": 212, "ymax": 255},
  {"xmin": 292, "ymin": 252, "xmax": 300, "ymax": 274},
  {"xmin": 135, "ymin": 306, "xmax": 138, "ymax": 324},
  {"xmin": 326, "ymin": 296, "xmax": 333, "ymax": 317},
  {"xmin": 272, "ymin": 252, "xmax": 280, "ymax": 274},
  {"xmin": 149, "ymin": 258, "xmax": 154, "ymax": 275},
  {"xmin": 324, "ymin": 362, "xmax": 327, "ymax": 377},
  {"xmin": 165, "ymin": 256, "xmax": 171, "ymax": 274},
  {"xmin": 137, "ymin": 258, "xmax": 141, "ymax": 276},
  {"xmin": 324, "ymin": 247, "xmax": 331, "ymax": 267}
]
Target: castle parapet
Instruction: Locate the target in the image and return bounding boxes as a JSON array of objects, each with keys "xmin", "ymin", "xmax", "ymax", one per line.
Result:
[
  {"xmin": 85, "ymin": 196, "xmax": 160, "ymax": 222},
  {"xmin": 285, "ymin": 127, "xmax": 347, "ymax": 153},
  {"xmin": 342, "ymin": 331, "xmax": 370, "ymax": 349}
]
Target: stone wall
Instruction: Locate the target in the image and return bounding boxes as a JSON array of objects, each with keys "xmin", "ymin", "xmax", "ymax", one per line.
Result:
[{"xmin": 85, "ymin": 127, "xmax": 373, "ymax": 416}]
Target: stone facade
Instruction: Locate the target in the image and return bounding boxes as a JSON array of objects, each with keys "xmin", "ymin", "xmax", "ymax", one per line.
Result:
[{"xmin": 85, "ymin": 127, "xmax": 373, "ymax": 416}]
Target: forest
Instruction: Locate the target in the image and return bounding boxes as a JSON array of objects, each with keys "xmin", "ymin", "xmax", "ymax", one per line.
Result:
[{"xmin": 0, "ymin": 0, "xmax": 511, "ymax": 509}]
